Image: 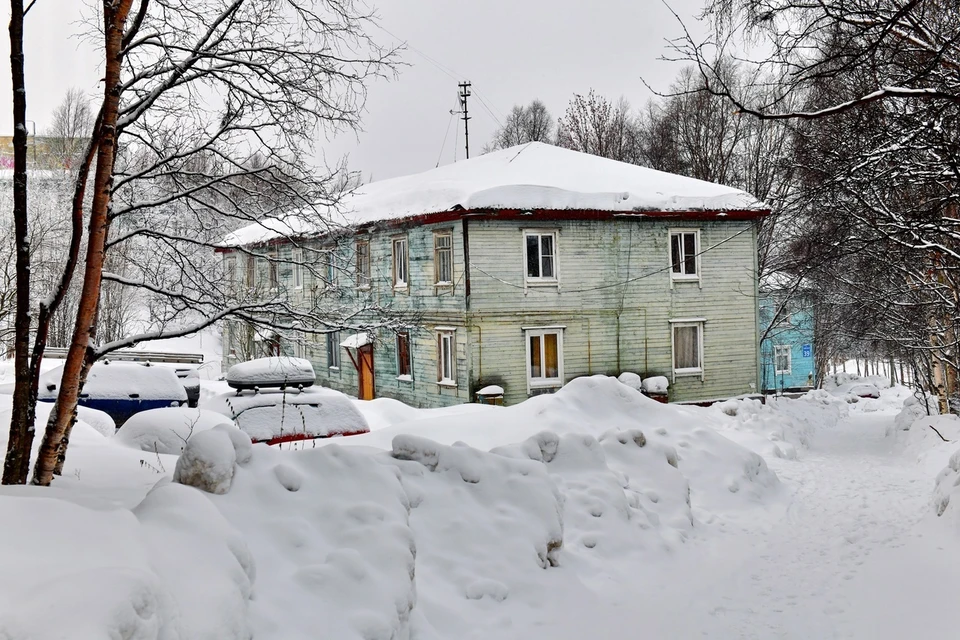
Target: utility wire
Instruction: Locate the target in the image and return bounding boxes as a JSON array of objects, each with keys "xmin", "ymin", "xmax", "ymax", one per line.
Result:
[
  {"xmin": 435, "ymin": 97, "xmax": 458, "ymax": 167},
  {"xmin": 469, "ymin": 225, "xmax": 753, "ymax": 294}
]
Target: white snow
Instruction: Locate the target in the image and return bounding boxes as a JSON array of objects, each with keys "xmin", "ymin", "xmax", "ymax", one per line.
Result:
[
  {"xmin": 225, "ymin": 356, "xmax": 315, "ymax": 387},
  {"xmin": 115, "ymin": 407, "xmax": 236, "ymax": 454},
  {"xmin": 641, "ymin": 375, "xmax": 669, "ymax": 394},
  {"xmin": 476, "ymin": 384, "xmax": 504, "ymax": 396},
  {"xmin": 7, "ymin": 375, "xmax": 960, "ymax": 639},
  {"xmin": 615, "ymin": 371, "xmax": 642, "ymax": 390},
  {"xmin": 205, "ymin": 386, "xmax": 369, "ymax": 442},
  {"xmin": 38, "ymin": 361, "xmax": 188, "ymax": 401},
  {"xmin": 339, "ymin": 332, "xmax": 372, "ymax": 349},
  {"xmin": 223, "ymin": 143, "xmax": 766, "ymax": 247}
]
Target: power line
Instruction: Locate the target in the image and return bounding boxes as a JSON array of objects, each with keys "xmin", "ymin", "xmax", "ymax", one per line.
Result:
[{"xmin": 435, "ymin": 96, "xmax": 458, "ymax": 167}]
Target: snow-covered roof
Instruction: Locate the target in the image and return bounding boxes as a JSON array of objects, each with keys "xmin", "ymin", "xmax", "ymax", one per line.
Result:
[{"xmin": 222, "ymin": 143, "xmax": 767, "ymax": 248}]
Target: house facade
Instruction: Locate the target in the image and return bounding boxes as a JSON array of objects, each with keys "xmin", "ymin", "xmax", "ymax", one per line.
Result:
[
  {"xmin": 221, "ymin": 143, "xmax": 768, "ymax": 407},
  {"xmin": 758, "ymin": 294, "xmax": 816, "ymax": 393}
]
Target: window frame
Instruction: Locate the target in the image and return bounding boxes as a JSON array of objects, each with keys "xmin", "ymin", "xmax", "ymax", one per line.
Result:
[
  {"xmin": 670, "ymin": 319, "xmax": 705, "ymax": 380},
  {"xmin": 396, "ymin": 331, "xmax": 413, "ymax": 380},
  {"xmin": 245, "ymin": 254, "xmax": 256, "ymax": 288},
  {"xmin": 225, "ymin": 256, "xmax": 237, "ymax": 291},
  {"xmin": 266, "ymin": 250, "xmax": 279, "ymax": 290},
  {"xmin": 774, "ymin": 344, "xmax": 792, "ymax": 375},
  {"xmin": 326, "ymin": 331, "xmax": 341, "ymax": 370},
  {"xmin": 525, "ymin": 327, "xmax": 564, "ymax": 391},
  {"xmin": 434, "ymin": 231, "xmax": 453, "ymax": 286},
  {"xmin": 324, "ymin": 248, "xmax": 337, "ymax": 289},
  {"xmin": 522, "ymin": 229, "xmax": 559, "ymax": 285},
  {"xmin": 669, "ymin": 229, "xmax": 701, "ymax": 283},
  {"xmin": 392, "ymin": 236, "xmax": 409, "ymax": 290},
  {"xmin": 292, "ymin": 248, "xmax": 303, "ymax": 290},
  {"xmin": 355, "ymin": 239, "xmax": 371, "ymax": 290},
  {"xmin": 436, "ymin": 329, "xmax": 456, "ymax": 386}
]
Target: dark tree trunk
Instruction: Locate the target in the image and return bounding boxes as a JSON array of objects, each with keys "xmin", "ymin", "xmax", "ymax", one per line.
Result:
[{"xmin": 2, "ymin": 0, "xmax": 32, "ymax": 485}]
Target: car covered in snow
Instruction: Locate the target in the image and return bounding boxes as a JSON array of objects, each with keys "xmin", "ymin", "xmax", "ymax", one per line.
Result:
[
  {"xmin": 37, "ymin": 361, "xmax": 188, "ymax": 427},
  {"xmin": 205, "ymin": 386, "xmax": 369, "ymax": 446},
  {"xmin": 848, "ymin": 383, "xmax": 881, "ymax": 400},
  {"xmin": 225, "ymin": 356, "xmax": 316, "ymax": 391}
]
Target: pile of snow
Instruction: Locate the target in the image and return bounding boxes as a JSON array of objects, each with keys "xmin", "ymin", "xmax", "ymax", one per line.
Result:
[
  {"xmin": 206, "ymin": 386, "xmax": 369, "ymax": 442},
  {"xmin": 712, "ymin": 390, "xmax": 848, "ymax": 460},
  {"xmin": 889, "ymin": 393, "xmax": 940, "ymax": 435},
  {"xmin": 38, "ymin": 361, "xmax": 187, "ymax": 402},
  {"xmin": 226, "ymin": 356, "xmax": 315, "ymax": 389},
  {"xmin": 0, "ymin": 482, "xmax": 254, "ymax": 639},
  {"xmin": 115, "ymin": 407, "xmax": 236, "ymax": 455},
  {"xmin": 616, "ymin": 372, "xmax": 643, "ymax": 391},
  {"xmin": 642, "ymin": 376, "xmax": 669, "ymax": 394},
  {"xmin": 75, "ymin": 406, "xmax": 117, "ymax": 437},
  {"xmin": 174, "ymin": 424, "xmax": 252, "ymax": 494}
]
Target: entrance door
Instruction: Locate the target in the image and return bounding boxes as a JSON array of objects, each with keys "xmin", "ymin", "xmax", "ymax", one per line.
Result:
[{"xmin": 358, "ymin": 344, "xmax": 375, "ymax": 400}]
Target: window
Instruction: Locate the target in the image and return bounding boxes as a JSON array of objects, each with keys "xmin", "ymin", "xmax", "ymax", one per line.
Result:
[
  {"xmin": 396, "ymin": 331, "xmax": 413, "ymax": 379},
  {"xmin": 670, "ymin": 230, "xmax": 700, "ymax": 280},
  {"xmin": 672, "ymin": 321, "xmax": 704, "ymax": 375},
  {"xmin": 292, "ymin": 249, "xmax": 303, "ymax": 289},
  {"xmin": 267, "ymin": 251, "xmax": 279, "ymax": 289},
  {"xmin": 325, "ymin": 250, "xmax": 336, "ymax": 288},
  {"xmin": 774, "ymin": 345, "xmax": 792, "ymax": 375},
  {"xmin": 524, "ymin": 231, "xmax": 557, "ymax": 282},
  {"xmin": 225, "ymin": 256, "xmax": 236, "ymax": 290},
  {"xmin": 356, "ymin": 240, "xmax": 370, "ymax": 288},
  {"xmin": 245, "ymin": 255, "xmax": 256, "ymax": 288},
  {"xmin": 392, "ymin": 237, "xmax": 409, "ymax": 289},
  {"xmin": 327, "ymin": 331, "xmax": 341, "ymax": 369},
  {"xmin": 293, "ymin": 331, "xmax": 306, "ymax": 358},
  {"xmin": 526, "ymin": 328, "xmax": 563, "ymax": 389},
  {"xmin": 434, "ymin": 232, "xmax": 453, "ymax": 285},
  {"xmin": 436, "ymin": 330, "xmax": 456, "ymax": 385}
]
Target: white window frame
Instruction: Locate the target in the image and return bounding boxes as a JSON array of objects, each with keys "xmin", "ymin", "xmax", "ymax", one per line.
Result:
[
  {"xmin": 436, "ymin": 329, "xmax": 456, "ymax": 386},
  {"xmin": 356, "ymin": 240, "xmax": 371, "ymax": 290},
  {"xmin": 396, "ymin": 331, "xmax": 413, "ymax": 381},
  {"xmin": 669, "ymin": 229, "xmax": 701, "ymax": 284},
  {"xmin": 392, "ymin": 236, "xmax": 409, "ymax": 290},
  {"xmin": 245, "ymin": 254, "xmax": 256, "ymax": 288},
  {"xmin": 670, "ymin": 318, "xmax": 705, "ymax": 380},
  {"xmin": 225, "ymin": 256, "xmax": 237, "ymax": 291},
  {"xmin": 292, "ymin": 248, "xmax": 303, "ymax": 289},
  {"xmin": 525, "ymin": 327, "xmax": 564, "ymax": 392},
  {"xmin": 293, "ymin": 330, "xmax": 307, "ymax": 358},
  {"xmin": 523, "ymin": 229, "xmax": 559, "ymax": 285},
  {"xmin": 325, "ymin": 249, "xmax": 336, "ymax": 289},
  {"xmin": 266, "ymin": 250, "xmax": 279, "ymax": 291},
  {"xmin": 434, "ymin": 231, "xmax": 453, "ymax": 286},
  {"xmin": 774, "ymin": 344, "xmax": 792, "ymax": 375},
  {"xmin": 326, "ymin": 331, "xmax": 341, "ymax": 370}
]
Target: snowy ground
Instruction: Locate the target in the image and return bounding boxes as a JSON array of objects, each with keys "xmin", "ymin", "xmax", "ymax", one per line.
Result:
[{"xmin": 1, "ymin": 374, "xmax": 959, "ymax": 639}]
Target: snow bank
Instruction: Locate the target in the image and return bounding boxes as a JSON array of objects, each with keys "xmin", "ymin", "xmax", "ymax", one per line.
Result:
[
  {"xmin": 713, "ymin": 390, "xmax": 848, "ymax": 460},
  {"xmin": 174, "ymin": 425, "xmax": 252, "ymax": 494},
  {"xmin": 642, "ymin": 376, "xmax": 669, "ymax": 394},
  {"xmin": 211, "ymin": 444, "xmax": 417, "ymax": 640},
  {"xmin": 76, "ymin": 406, "xmax": 117, "ymax": 437},
  {"xmin": 115, "ymin": 407, "xmax": 235, "ymax": 454},
  {"xmin": 889, "ymin": 393, "xmax": 939, "ymax": 435},
  {"xmin": 0, "ymin": 482, "xmax": 254, "ymax": 639}
]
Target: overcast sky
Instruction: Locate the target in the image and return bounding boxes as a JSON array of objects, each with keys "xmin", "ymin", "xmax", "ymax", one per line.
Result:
[{"xmin": 1, "ymin": 0, "xmax": 707, "ymax": 181}]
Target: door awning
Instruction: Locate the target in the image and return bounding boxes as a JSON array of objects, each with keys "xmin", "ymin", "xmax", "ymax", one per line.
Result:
[{"xmin": 340, "ymin": 332, "xmax": 372, "ymax": 349}]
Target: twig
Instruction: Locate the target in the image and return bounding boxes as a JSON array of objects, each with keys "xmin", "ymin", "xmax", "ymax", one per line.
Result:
[{"xmin": 928, "ymin": 423, "xmax": 951, "ymax": 443}]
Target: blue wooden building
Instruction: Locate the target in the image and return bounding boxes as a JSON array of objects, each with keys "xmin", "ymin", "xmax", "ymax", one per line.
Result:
[{"xmin": 759, "ymin": 294, "xmax": 815, "ymax": 393}]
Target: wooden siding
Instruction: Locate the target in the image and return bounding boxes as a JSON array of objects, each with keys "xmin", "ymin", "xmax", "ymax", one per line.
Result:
[
  {"xmin": 465, "ymin": 218, "xmax": 759, "ymax": 405},
  {"xmin": 222, "ymin": 215, "xmax": 760, "ymax": 408}
]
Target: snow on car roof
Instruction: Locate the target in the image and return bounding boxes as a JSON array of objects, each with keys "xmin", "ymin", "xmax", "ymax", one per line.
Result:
[
  {"xmin": 222, "ymin": 142, "xmax": 767, "ymax": 247},
  {"xmin": 39, "ymin": 361, "xmax": 187, "ymax": 401},
  {"xmin": 226, "ymin": 357, "xmax": 316, "ymax": 386}
]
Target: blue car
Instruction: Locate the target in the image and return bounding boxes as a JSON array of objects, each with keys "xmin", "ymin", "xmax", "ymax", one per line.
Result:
[{"xmin": 38, "ymin": 361, "xmax": 188, "ymax": 427}]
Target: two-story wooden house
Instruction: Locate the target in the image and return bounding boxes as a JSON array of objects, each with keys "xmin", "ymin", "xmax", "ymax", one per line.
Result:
[{"xmin": 221, "ymin": 143, "xmax": 768, "ymax": 406}]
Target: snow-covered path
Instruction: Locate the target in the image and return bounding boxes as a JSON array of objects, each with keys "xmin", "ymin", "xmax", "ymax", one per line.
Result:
[{"xmin": 635, "ymin": 410, "xmax": 960, "ymax": 639}]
